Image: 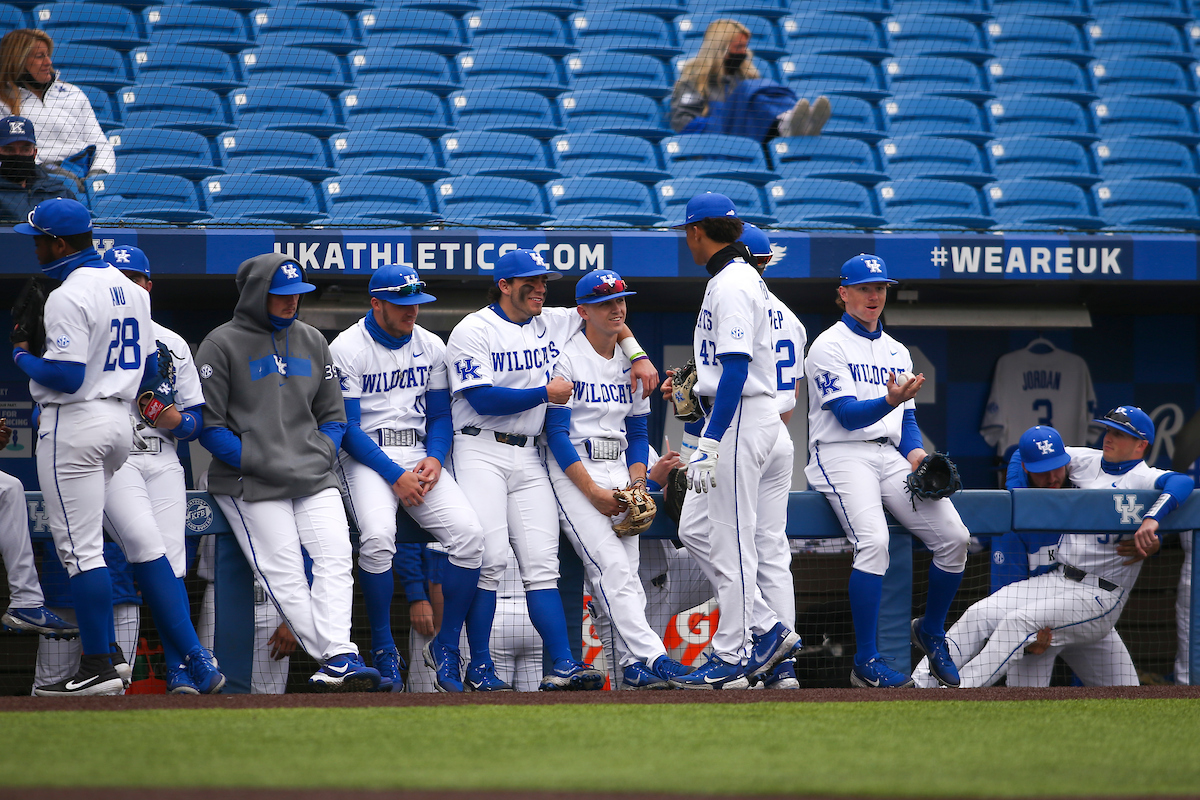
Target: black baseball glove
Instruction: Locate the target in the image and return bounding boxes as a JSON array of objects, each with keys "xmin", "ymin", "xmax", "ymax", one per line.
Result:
[
  {"xmin": 138, "ymin": 341, "xmax": 177, "ymax": 427},
  {"xmin": 662, "ymin": 465, "xmax": 689, "ymax": 526},
  {"xmin": 10, "ymin": 276, "xmax": 46, "ymax": 356},
  {"xmin": 905, "ymin": 452, "xmax": 962, "ymax": 507}
]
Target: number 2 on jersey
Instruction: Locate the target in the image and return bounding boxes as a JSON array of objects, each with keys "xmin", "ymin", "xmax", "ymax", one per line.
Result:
[
  {"xmin": 775, "ymin": 338, "xmax": 796, "ymax": 391},
  {"xmin": 104, "ymin": 317, "xmax": 141, "ymax": 371}
]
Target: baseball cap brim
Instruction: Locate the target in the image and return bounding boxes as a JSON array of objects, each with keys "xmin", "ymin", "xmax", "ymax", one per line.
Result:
[
  {"xmin": 1025, "ymin": 451, "xmax": 1071, "ymax": 473},
  {"xmin": 498, "ymin": 267, "xmax": 562, "ymax": 281},
  {"xmin": 375, "ymin": 289, "xmax": 437, "ymax": 306},
  {"xmin": 1092, "ymin": 417, "xmax": 1151, "ymax": 442},
  {"xmin": 269, "ymin": 281, "xmax": 317, "ymax": 295},
  {"xmin": 577, "ymin": 289, "xmax": 636, "ymax": 304},
  {"xmin": 13, "ymin": 222, "xmax": 40, "ymax": 235},
  {"xmin": 842, "ymin": 275, "xmax": 898, "ymax": 286}
]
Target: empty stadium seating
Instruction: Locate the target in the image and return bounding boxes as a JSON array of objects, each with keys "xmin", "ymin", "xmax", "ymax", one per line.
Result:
[
  {"xmin": 986, "ymin": 178, "xmax": 1106, "ymax": 229},
  {"xmin": 89, "ymin": 173, "xmax": 212, "ymax": 225},
  {"xmin": 551, "ymin": 132, "xmax": 671, "ymax": 183},
  {"xmin": 110, "ymin": 128, "xmax": 223, "ymax": 180},
  {"xmin": 230, "ymin": 87, "xmax": 346, "ymax": 137},
  {"xmin": 203, "ymin": 174, "xmax": 328, "ymax": 225},
  {"xmin": 660, "ymin": 134, "xmax": 781, "ymax": 184},
  {"xmin": 546, "ymin": 177, "xmax": 664, "ymax": 225},
  {"xmin": 770, "ymin": 136, "xmax": 889, "ymax": 184},
  {"xmin": 767, "ymin": 177, "xmax": 886, "ymax": 227},
  {"xmin": 877, "ymin": 178, "xmax": 997, "ymax": 228},
  {"xmin": 331, "ymin": 131, "xmax": 452, "ymax": 182},
  {"xmin": 434, "ymin": 175, "xmax": 553, "ymax": 224},
  {"xmin": 880, "ymin": 135, "xmax": 994, "ymax": 185},
  {"xmin": 322, "ymin": 176, "xmax": 442, "ymax": 225},
  {"xmin": 441, "ymin": 131, "xmax": 562, "ymax": 181}
]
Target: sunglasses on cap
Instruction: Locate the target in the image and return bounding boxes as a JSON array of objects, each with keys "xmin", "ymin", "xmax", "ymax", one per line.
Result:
[
  {"xmin": 1101, "ymin": 408, "xmax": 1143, "ymax": 438},
  {"xmin": 582, "ymin": 277, "xmax": 628, "ymax": 299},
  {"xmin": 25, "ymin": 209, "xmax": 57, "ymax": 238},
  {"xmin": 373, "ymin": 279, "xmax": 427, "ymax": 296}
]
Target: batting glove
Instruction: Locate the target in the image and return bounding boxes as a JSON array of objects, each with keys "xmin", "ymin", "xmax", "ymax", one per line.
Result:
[{"xmin": 687, "ymin": 436, "xmax": 720, "ymax": 493}]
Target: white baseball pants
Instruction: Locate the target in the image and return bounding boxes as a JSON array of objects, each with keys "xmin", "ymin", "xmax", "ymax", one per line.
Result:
[
  {"xmin": 103, "ymin": 445, "xmax": 187, "ymax": 575},
  {"xmin": 198, "ymin": 579, "xmax": 289, "ymax": 694},
  {"xmin": 33, "ymin": 603, "xmax": 139, "ymax": 691},
  {"xmin": 1, "ymin": 469, "xmax": 43, "ymax": 608},
  {"xmin": 756, "ymin": 425, "xmax": 796, "ymax": 626},
  {"xmin": 1176, "ymin": 532, "xmax": 1192, "ymax": 685}
]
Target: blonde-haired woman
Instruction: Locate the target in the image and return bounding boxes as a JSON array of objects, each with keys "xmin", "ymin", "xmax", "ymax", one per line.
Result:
[
  {"xmin": 671, "ymin": 19, "xmax": 829, "ymax": 140},
  {"xmin": 0, "ymin": 29, "xmax": 114, "ymax": 186}
]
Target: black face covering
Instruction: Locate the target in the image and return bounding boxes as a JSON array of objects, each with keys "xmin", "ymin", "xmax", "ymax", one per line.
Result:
[
  {"xmin": 723, "ymin": 52, "xmax": 747, "ymax": 72},
  {"xmin": 16, "ymin": 69, "xmax": 56, "ymax": 94},
  {"xmin": 0, "ymin": 153, "xmax": 37, "ymax": 184}
]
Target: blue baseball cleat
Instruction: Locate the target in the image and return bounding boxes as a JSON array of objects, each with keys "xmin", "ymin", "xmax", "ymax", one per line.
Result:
[
  {"xmin": 166, "ymin": 663, "xmax": 200, "ymax": 695},
  {"xmin": 622, "ymin": 661, "xmax": 669, "ymax": 690},
  {"xmin": 850, "ymin": 655, "xmax": 915, "ymax": 688},
  {"xmin": 539, "ymin": 659, "xmax": 605, "ymax": 691},
  {"xmin": 464, "ymin": 660, "xmax": 514, "ymax": 692},
  {"xmin": 372, "ymin": 645, "xmax": 407, "ymax": 693},
  {"xmin": 668, "ymin": 652, "xmax": 750, "ymax": 690},
  {"xmin": 910, "ymin": 617, "xmax": 961, "ymax": 688},
  {"xmin": 763, "ymin": 659, "xmax": 800, "ymax": 690},
  {"xmin": 309, "ymin": 653, "xmax": 381, "ymax": 693},
  {"xmin": 746, "ymin": 622, "xmax": 802, "ymax": 679},
  {"xmin": 651, "ymin": 654, "xmax": 692, "ymax": 682},
  {"xmin": 184, "ymin": 646, "xmax": 226, "ymax": 694},
  {"xmin": 2, "ymin": 607, "xmax": 79, "ymax": 639},
  {"xmin": 423, "ymin": 639, "xmax": 464, "ymax": 693}
]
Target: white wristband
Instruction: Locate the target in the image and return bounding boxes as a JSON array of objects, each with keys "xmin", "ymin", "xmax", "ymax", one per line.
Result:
[
  {"xmin": 679, "ymin": 430, "xmax": 700, "ymax": 460},
  {"xmin": 619, "ymin": 335, "xmax": 648, "ymax": 363}
]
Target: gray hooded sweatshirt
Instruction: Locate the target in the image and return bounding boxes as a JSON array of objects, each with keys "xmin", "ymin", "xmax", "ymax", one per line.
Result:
[{"xmin": 196, "ymin": 253, "xmax": 345, "ymax": 501}]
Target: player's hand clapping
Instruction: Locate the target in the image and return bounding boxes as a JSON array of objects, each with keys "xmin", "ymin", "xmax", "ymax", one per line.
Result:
[
  {"xmin": 546, "ymin": 375, "xmax": 573, "ymax": 405},
  {"xmin": 885, "ymin": 371, "xmax": 925, "ymax": 407},
  {"xmin": 1117, "ymin": 518, "xmax": 1161, "ymax": 564},
  {"xmin": 392, "ymin": 470, "xmax": 427, "ymax": 507}
]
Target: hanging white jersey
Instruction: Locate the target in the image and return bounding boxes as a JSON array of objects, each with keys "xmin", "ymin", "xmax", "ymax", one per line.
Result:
[
  {"xmin": 330, "ymin": 318, "xmax": 449, "ymax": 437},
  {"xmin": 981, "ymin": 345, "xmax": 1097, "ymax": 455},
  {"xmin": 446, "ymin": 304, "xmax": 583, "ymax": 436},
  {"xmin": 551, "ymin": 330, "xmax": 651, "ymax": 451},
  {"xmin": 768, "ymin": 291, "xmax": 807, "ymax": 416},
  {"xmin": 1059, "ymin": 447, "xmax": 1177, "ymax": 589},
  {"xmin": 693, "ymin": 258, "xmax": 776, "ymax": 399},
  {"xmin": 34, "ymin": 265, "xmax": 153, "ymax": 406},
  {"xmin": 136, "ymin": 322, "xmax": 205, "ymax": 445},
  {"xmin": 805, "ymin": 317, "xmax": 914, "ymax": 447}
]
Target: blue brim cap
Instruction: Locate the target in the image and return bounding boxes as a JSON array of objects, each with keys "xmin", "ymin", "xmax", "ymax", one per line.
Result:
[
  {"xmin": 840, "ymin": 253, "xmax": 897, "ymax": 286},
  {"xmin": 104, "ymin": 245, "xmax": 150, "ymax": 276},
  {"xmin": 670, "ymin": 192, "xmax": 739, "ymax": 228},
  {"xmin": 494, "ymin": 249, "xmax": 561, "ymax": 283},
  {"xmin": 15, "ymin": 197, "xmax": 93, "ymax": 237},
  {"xmin": 1093, "ymin": 406, "xmax": 1154, "ymax": 444},
  {"xmin": 575, "ymin": 269, "xmax": 635, "ymax": 304},
  {"xmin": 269, "ymin": 261, "xmax": 317, "ymax": 295},
  {"xmin": 374, "ymin": 288, "xmax": 437, "ymax": 305}
]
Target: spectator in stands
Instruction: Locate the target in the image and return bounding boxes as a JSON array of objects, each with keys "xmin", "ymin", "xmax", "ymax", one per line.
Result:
[
  {"xmin": 0, "ymin": 29, "xmax": 114, "ymax": 189},
  {"xmin": 0, "ymin": 115, "xmax": 75, "ymax": 221},
  {"xmin": 670, "ymin": 19, "xmax": 829, "ymax": 141}
]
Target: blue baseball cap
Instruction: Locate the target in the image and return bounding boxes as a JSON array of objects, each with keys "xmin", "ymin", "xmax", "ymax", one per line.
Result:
[
  {"xmin": 0, "ymin": 116, "xmax": 35, "ymax": 146},
  {"xmin": 370, "ymin": 263, "xmax": 436, "ymax": 305},
  {"xmin": 1018, "ymin": 426, "xmax": 1071, "ymax": 473},
  {"xmin": 1093, "ymin": 405, "xmax": 1155, "ymax": 445},
  {"xmin": 670, "ymin": 192, "xmax": 739, "ymax": 228},
  {"xmin": 103, "ymin": 245, "xmax": 150, "ymax": 277},
  {"xmin": 269, "ymin": 261, "xmax": 316, "ymax": 295},
  {"xmin": 738, "ymin": 222, "xmax": 772, "ymax": 263},
  {"xmin": 576, "ymin": 269, "xmax": 636, "ymax": 304},
  {"xmin": 15, "ymin": 197, "xmax": 92, "ymax": 237},
  {"xmin": 493, "ymin": 248, "xmax": 561, "ymax": 284},
  {"xmin": 840, "ymin": 253, "xmax": 897, "ymax": 286}
]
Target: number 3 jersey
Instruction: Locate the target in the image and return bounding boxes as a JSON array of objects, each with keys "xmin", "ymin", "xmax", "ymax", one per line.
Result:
[
  {"xmin": 980, "ymin": 345, "xmax": 1096, "ymax": 456},
  {"xmin": 34, "ymin": 263, "xmax": 153, "ymax": 406},
  {"xmin": 693, "ymin": 258, "xmax": 776, "ymax": 400}
]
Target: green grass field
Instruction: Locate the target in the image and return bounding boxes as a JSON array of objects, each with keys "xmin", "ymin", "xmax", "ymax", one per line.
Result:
[{"xmin": 3, "ymin": 699, "xmax": 1198, "ymax": 796}]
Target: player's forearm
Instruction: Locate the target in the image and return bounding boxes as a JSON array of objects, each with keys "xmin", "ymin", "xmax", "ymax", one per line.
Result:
[
  {"xmin": 824, "ymin": 395, "xmax": 893, "ymax": 431},
  {"xmin": 12, "ymin": 350, "xmax": 85, "ymax": 393},
  {"xmin": 625, "ymin": 413, "xmax": 649, "ymax": 471},
  {"xmin": 199, "ymin": 426, "xmax": 242, "ymax": 470},
  {"xmin": 463, "ymin": 384, "xmax": 548, "ymax": 416},
  {"xmin": 898, "ymin": 408, "xmax": 922, "ymax": 457},
  {"xmin": 424, "ymin": 389, "xmax": 453, "ymax": 465},
  {"xmin": 703, "ymin": 354, "xmax": 748, "ymax": 441},
  {"xmin": 342, "ymin": 398, "xmax": 405, "ymax": 483},
  {"xmin": 318, "ymin": 420, "xmax": 346, "ymax": 451},
  {"xmin": 545, "ymin": 406, "xmax": 581, "ymax": 471},
  {"xmin": 170, "ymin": 405, "xmax": 203, "ymax": 442},
  {"xmin": 394, "ymin": 543, "xmax": 429, "ymax": 603},
  {"xmin": 1148, "ymin": 473, "xmax": 1194, "ymax": 520}
]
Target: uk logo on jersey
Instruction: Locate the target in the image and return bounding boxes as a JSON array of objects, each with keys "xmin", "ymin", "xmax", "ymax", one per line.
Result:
[
  {"xmin": 1036, "ymin": 438, "xmax": 1056, "ymax": 455},
  {"xmin": 815, "ymin": 371, "xmax": 840, "ymax": 397},
  {"xmin": 455, "ymin": 357, "xmax": 482, "ymax": 381},
  {"xmin": 1114, "ymin": 494, "xmax": 1144, "ymax": 525},
  {"xmin": 865, "ymin": 258, "xmax": 883, "ymax": 273}
]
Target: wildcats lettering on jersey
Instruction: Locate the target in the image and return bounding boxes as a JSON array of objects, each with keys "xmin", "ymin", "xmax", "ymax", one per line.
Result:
[
  {"xmin": 573, "ymin": 380, "xmax": 632, "ymax": 405},
  {"xmin": 490, "ymin": 342, "xmax": 561, "ymax": 373},
  {"xmin": 1022, "ymin": 370, "xmax": 1061, "ymax": 391},
  {"xmin": 361, "ymin": 365, "xmax": 431, "ymax": 394},
  {"xmin": 847, "ymin": 363, "xmax": 905, "ymax": 386}
]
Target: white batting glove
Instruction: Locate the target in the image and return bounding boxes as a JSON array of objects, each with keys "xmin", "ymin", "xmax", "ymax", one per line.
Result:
[{"xmin": 687, "ymin": 436, "xmax": 720, "ymax": 493}]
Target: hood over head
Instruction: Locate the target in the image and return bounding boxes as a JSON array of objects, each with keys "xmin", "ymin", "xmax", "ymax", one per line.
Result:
[{"xmin": 234, "ymin": 252, "xmax": 309, "ymax": 331}]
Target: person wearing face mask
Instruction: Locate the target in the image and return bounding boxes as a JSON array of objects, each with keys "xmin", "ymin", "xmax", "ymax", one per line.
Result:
[
  {"xmin": 0, "ymin": 115, "xmax": 74, "ymax": 220},
  {"xmin": 670, "ymin": 19, "xmax": 830, "ymax": 141},
  {"xmin": 0, "ymin": 30, "xmax": 115, "ymax": 188}
]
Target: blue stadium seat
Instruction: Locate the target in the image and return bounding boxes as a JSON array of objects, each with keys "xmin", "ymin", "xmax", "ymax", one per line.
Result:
[
  {"xmin": 550, "ymin": 132, "xmax": 670, "ymax": 183},
  {"xmin": 341, "ymin": 88, "xmax": 454, "ymax": 138},
  {"xmin": 889, "ymin": 0, "xmax": 993, "ymax": 24},
  {"xmin": 989, "ymin": 0, "xmax": 1091, "ymax": 25},
  {"xmin": 450, "ymin": 89, "xmax": 564, "ymax": 139},
  {"xmin": 598, "ymin": 0, "xmax": 688, "ymax": 20},
  {"xmin": 88, "ymin": 173, "xmax": 211, "ymax": 224},
  {"xmin": 217, "ymin": 129, "xmax": 337, "ymax": 181},
  {"xmin": 686, "ymin": 0, "xmax": 792, "ymax": 22},
  {"xmin": 988, "ymin": 17, "xmax": 1093, "ymax": 65},
  {"xmin": 251, "ymin": 7, "xmax": 362, "ymax": 56},
  {"xmin": 987, "ymin": 137, "xmax": 1100, "ymax": 186},
  {"xmin": 768, "ymin": 136, "xmax": 888, "ymax": 184},
  {"xmin": 987, "ymin": 96, "xmax": 1099, "ymax": 145},
  {"xmin": 1092, "ymin": 0, "xmax": 1193, "ymax": 26},
  {"xmin": 877, "ymin": 178, "xmax": 996, "ymax": 228},
  {"xmin": 458, "ymin": 50, "xmax": 570, "ymax": 98},
  {"xmin": 349, "ymin": 48, "xmax": 461, "ymax": 95},
  {"xmin": 81, "ymin": 85, "xmax": 121, "ymax": 133},
  {"xmin": 883, "ymin": 56, "xmax": 993, "ymax": 104},
  {"xmin": 276, "ymin": 0, "xmax": 377, "ymax": 13},
  {"xmin": 1091, "ymin": 59, "xmax": 1198, "ymax": 105},
  {"xmin": 241, "ymin": 46, "xmax": 352, "ymax": 95},
  {"xmin": 660, "ymin": 134, "xmax": 781, "ymax": 185},
  {"xmin": 321, "ymin": 176, "xmax": 442, "ymax": 225},
  {"xmin": 780, "ymin": 54, "xmax": 890, "ymax": 104},
  {"xmin": 33, "ymin": 3, "xmax": 147, "ymax": 51},
  {"xmin": 558, "ymin": 90, "xmax": 671, "ymax": 141},
  {"xmin": 986, "ymin": 178, "xmax": 1105, "ymax": 229},
  {"xmin": 784, "ymin": 1, "xmax": 891, "ymax": 22},
  {"xmin": 52, "ymin": 44, "xmax": 134, "ymax": 93},
  {"xmin": 987, "ymin": 58, "xmax": 1096, "ymax": 105},
  {"xmin": 230, "ymin": 87, "xmax": 345, "ymax": 137},
  {"xmin": 1095, "ymin": 97, "xmax": 1200, "ymax": 145},
  {"xmin": 110, "ymin": 128, "xmax": 223, "ymax": 180},
  {"xmin": 385, "ymin": 0, "xmax": 479, "ymax": 15},
  {"xmin": 441, "ymin": 131, "xmax": 562, "ymax": 181},
  {"xmin": 1095, "ymin": 137, "xmax": 1200, "ymax": 188},
  {"xmin": 570, "ymin": 11, "xmax": 680, "ymax": 60},
  {"xmin": 433, "ymin": 175, "xmax": 552, "ymax": 224},
  {"xmin": 883, "ymin": 95, "xmax": 991, "ymax": 145},
  {"xmin": 1096, "ymin": 178, "xmax": 1200, "ymax": 229},
  {"xmin": 656, "ymin": 177, "xmax": 776, "ymax": 225},
  {"xmin": 203, "ymin": 174, "xmax": 327, "ymax": 225},
  {"xmin": 131, "ymin": 45, "xmax": 242, "ymax": 93},
  {"xmin": 766, "ymin": 178, "xmax": 885, "ymax": 227},
  {"xmin": 330, "ymin": 130, "xmax": 450, "ymax": 182},
  {"xmin": 1088, "ymin": 20, "xmax": 1191, "ymax": 64},
  {"xmin": 358, "ymin": 8, "xmax": 470, "ymax": 56},
  {"xmin": 143, "ymin": 6, "xmax": 254, "ymax": 54},
  {"xmin": 820, "ymin": 96, "xmax": 888, "ymax": 144},
  {"xmin": 564, "ymin": 52, "xmax": 672, "ymax": 99},
  {"xmin": 879, "ymin": 135, "xmax": 993, "ymax": 186},
  {"xmin": 475, "ymin": 0, "xmax": 583, "ymax": 19},
  {"xmin": 174, "ymin": 0, "xmax": 268, "ymax": 9},
  {"xmin": 117, "ymin": 84, "xmax": 233, "ymax": 136},
  {"xmin": 0, "ymin": 6, "xmax": 22, "ymax": 37},
  {"xmin": 547, "ymin": 176, "xmax": 663, "ymax": 225},
  {"xmin": 465, "ymin": 10, "xmax": 578, "ymax": 58},
  {"xmin": 781, "ymin": 13, "xmax": 892, "ymax": 63},
  {"xmin": 676, "ymin": 14, "xmax": 786, "ymax": 62},
  {"xmin": 885, "ymin": 15, "xmax": 992, "ymax": 64}
]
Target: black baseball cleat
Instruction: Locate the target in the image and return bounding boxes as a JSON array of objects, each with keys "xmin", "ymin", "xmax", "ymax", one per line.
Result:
[{"xmin": 34, "ymin": 653, "xmax": 126, "ymax": 697}]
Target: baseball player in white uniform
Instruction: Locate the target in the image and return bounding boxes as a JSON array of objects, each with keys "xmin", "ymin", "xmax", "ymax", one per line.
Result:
[
  {"xmin": 100, "ymin": 245, "xmax": 225, "ymax": 695},
  {"xmin": 546, "ymin": 269, "xmax": 692, "ymax": 690},
  {"xmin": 664, "ymin": 193, "xmax": 801, "ymax": 689},
  {"xmin": 805, "ymin": 253, "xmax": 970, "ymax": 689},
  {"xmin": 11, "ymin": 198, "xmax": 155, "ymax": 696},
  {"xmin": 948, "ymin": 409, "xmax": 1192, "ymax": 687},
  {"xmin": 445, "ymin": 248, "xmax": 657, "ymax": 691},
  {"xmin": 330, "ymin": 263, "xmax": 485, "ymax": 693}
]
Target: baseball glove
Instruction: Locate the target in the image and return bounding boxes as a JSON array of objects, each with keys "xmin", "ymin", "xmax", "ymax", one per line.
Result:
[
  {"xmin": 10, "ymin": 276, "xmax": 46, "ymax": 356},
  {"xmin": 137, "ymin": 340, "xmax": 177, "ymax": 427},
  {"xmin": 905, "ymin": 452, "xmax": 962, "ymax": 508},
  {"xmin": 611, "ymin": 484, "xmax": 657, "ymax": 537},
  {"xmin": 662, "ymin": 466, "xmax": 688, "ymax": 526},
  {"xmin": 670, "ymin": 359, "xmax": 702, "ymax": 422}
]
